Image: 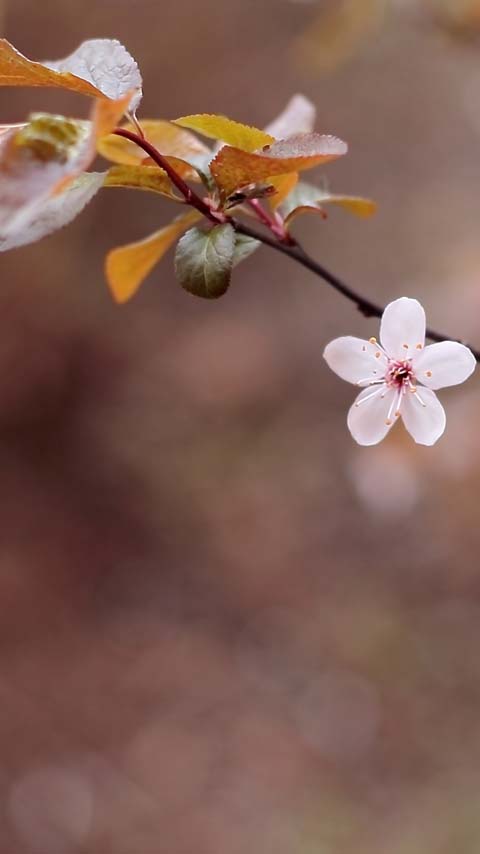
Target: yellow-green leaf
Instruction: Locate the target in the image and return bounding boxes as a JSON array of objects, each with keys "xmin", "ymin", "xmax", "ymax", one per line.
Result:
[
  {"xmin": 173, "ymin": 114, "xmax": 274, "ymax": 152},
  {"xmin": 211, "ymin": 133, "xmax": 347, "ymax": 201},
  {"xmin": 103, "ymin": 164, "xmax": 182, "ymax": 200},
  {"xmin": 105, "ymin": 210, "xmax": 201, "ymax": 303}
]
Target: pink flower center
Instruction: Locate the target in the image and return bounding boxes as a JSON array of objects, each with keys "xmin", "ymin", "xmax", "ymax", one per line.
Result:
[{"xmin": 385, "ymin": 359, "xmax": 415, "ymax": 389}]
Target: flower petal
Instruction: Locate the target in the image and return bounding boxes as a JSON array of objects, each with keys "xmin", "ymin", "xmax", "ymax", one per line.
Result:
[
  {"xmin": 323, "ymin": 336, "xmax": 387, "ymax": 385},
  {"xmin": 401, "ymin": 387, "xmax": 446, "ymax": 446},
  {"xmin": 347, "ymin": 386, "xmax": 396, "ymax": 446},
  {"xmin": 380, "ymin": 297, "xmax": 426, "ymax": 360},
  {"xmin": 412, "ymin": 341, "xmax": 476, "ymax": 390}
]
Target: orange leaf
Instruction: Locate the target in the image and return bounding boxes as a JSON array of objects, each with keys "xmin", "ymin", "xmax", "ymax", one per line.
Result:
[
  {"xmin": 105, "ymin": 210, "xmax": 201, "ymax": 303},
  {"xmin": 268, "ymin": 173, "xmax": 298, "ymax": 210},
  {"xmin": 321, "ymin": 194, "xmax": 377, "ymax": 217},
  {"xmin": 103, "ymin": 164, "xmax": 181, "ymax": 200},
  {"xmin": 211, "ymin": 133, "xmax": 347, "ymax": 201},
  {"xmin": 0, "ymin": 38, "xmax": 142, "ymax": 109},
  {"xmin": 97, "ymin": 119, "xmax": 210, "ymax": 166}
]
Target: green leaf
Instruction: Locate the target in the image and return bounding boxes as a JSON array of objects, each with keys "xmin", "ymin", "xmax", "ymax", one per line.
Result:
[
  {"xmin": 174, "ymin": 223, "xmax": 235, "ymax": 299},
  {"xmin": 232, "ymin": 233, "xmax": 261, "ymax": 266}
]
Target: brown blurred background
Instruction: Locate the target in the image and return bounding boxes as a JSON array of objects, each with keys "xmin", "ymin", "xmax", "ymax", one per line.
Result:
[{"xmin": 1, "ymin": 1, "xmax": 480, "ymax": 851}]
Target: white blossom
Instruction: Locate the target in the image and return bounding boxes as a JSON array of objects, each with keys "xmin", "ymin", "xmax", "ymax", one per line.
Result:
[{"xmin": 323, "ymin": 297, "xmax": 476, "ymax": 446}]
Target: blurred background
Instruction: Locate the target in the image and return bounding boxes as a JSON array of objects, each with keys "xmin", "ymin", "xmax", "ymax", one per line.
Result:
[{"xmin": 1, "ymin": 0, "xmax": 480, "ymax": 851}]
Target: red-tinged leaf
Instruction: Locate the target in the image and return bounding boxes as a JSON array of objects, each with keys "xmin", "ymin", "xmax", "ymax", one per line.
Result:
[
  {"xmin": 0, "ymin": 38, "xmax": 142, "ymax": 110},
  {"xmin": 173, "ymin": 114, "xmax": 274, "ymax": 152},
  {"xmin": 264, "ymin": 94, "xmax": 316, "ymax": 139},
  {"xmin": 210, "ymin": 133, "xmax": 347, "ymax": 201},
  {"xmin": 105, "ymin": 210, "xmax": 201, "ymax": 303}
]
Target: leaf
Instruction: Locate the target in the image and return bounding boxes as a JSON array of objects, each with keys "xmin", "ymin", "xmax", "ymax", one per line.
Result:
[
  {"xmin": 320, "ymin": 194, "xmax": 377, "ymax": 217},
  {"xmin": 0, "ymin": 38, "xmax": 142, "ymax": 109},
  {"xmin": 281, "ymin": 181, "xmax": 376, "ymax": 226},
  {"xmin": 232, "ymin": 233, "xmax": 261, "ymax": 266},
  {"xmin": 267, "ymin": 173, "xmax": 298, "ymax": 210},
  {"xmin": 105, "ymin": 210, "xmax": 201, "ymax": 303},
  {"xmin": 0, "ymin": 172, "xmax": 104, "ymax": 251},
  {"xmin": 210, "ymin": 133, "xmax": 347, "ymax": 201},
  {"xmin": 0, "ymin": 114, "xmax": 92, "ymax": 233},
  {"xmin": 264, "ymin": 94, "xmax": 316, "ymax": 139},
  {"xmin": 173, "ymin": 114, "xmax": 274, "ymax": 152},
  {"xmin": 97, "ymin": 119, "xmax": 210, "ymax": 180},
  {"xmin": 174, "ymin": 223, "xmax": 235, "ymax": 299},
  {"xmin": 103, "ymin": 164, "xmax": 182, "ymax": 200},
  {"xmin": 0, "ymin": 94, "xmax": 129, "ymax": 245}
]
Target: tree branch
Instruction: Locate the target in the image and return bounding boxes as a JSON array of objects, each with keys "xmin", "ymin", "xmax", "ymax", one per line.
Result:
[
  {"xmin": 112, "ymin": 127, "xmax": 480, "ymax": 361},
  {"xmin": 233, "ymin": 219, "xmax": 480, "ymax": 360},
  {"xmin": 113, "ymin": 128, "xmax": 220, "ymax": 223}
]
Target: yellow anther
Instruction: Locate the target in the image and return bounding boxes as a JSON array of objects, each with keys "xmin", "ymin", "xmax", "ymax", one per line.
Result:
[
  {"xmin": 375, "ymin": 352, "xmax": 381, "ymax": 359},
  {"xmin": 416, "ymin": 343, "xmax": 423, "ymax": 350},
  {"xmin": 385, "ymin": 419, "xmax": 392, "ymax": 426},
  {"xmin": 369, "ymin": 337, "xmax": 377, "ymax": 345},
  {"xmin": 425, "ymin": 370, "xmax": 432, "ymax": 377}
]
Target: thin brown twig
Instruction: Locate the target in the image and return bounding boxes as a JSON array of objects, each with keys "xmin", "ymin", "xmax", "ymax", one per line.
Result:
[{"xmin": 112, "ymin": 127, "xmax": 480, "ymax": 361}]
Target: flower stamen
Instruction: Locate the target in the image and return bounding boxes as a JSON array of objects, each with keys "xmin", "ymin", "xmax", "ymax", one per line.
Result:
[{"xmin": 355, "ymin": 386, "xmax": 385, "ymax": 407}]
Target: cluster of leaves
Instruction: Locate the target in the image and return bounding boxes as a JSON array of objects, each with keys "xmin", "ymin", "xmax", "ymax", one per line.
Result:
[{"xmin": 0, "ymin": 38, "xmax": 375, "ymax": 303}]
